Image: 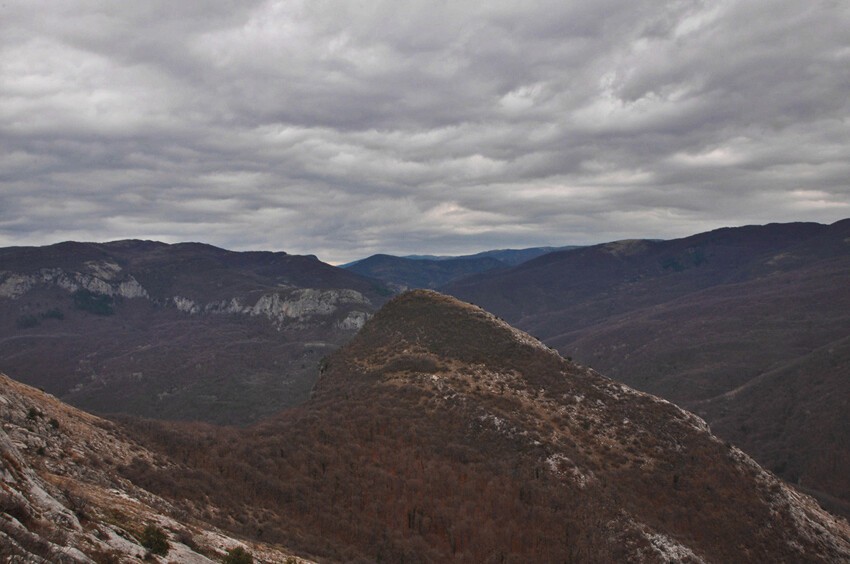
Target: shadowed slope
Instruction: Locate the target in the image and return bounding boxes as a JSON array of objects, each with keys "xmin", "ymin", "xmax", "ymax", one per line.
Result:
[{"xmin": 445, "ymin": 220, "xmax": 850, "ymax": 512}]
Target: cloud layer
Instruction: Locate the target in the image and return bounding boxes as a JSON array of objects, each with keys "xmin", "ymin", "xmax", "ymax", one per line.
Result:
[{"xmin": 2, "ymin": 0, "xmax": 849, "ymax": 262}]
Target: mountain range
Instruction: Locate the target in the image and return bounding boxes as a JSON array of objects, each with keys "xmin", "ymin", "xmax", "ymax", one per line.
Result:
[
  {"xmin": 342, "ymin": 245, "xmax": 580, "ymax": 290},
  {"xmin": 2, "ymin": 220, "xmax": 850, "ymax": 560},
  {"xmin": 445, "ymin": 219, "xmax": 850, "ymax": 516},
  {"xmin": 402, "ymin": 245, "xmax": 582, "ymax": 266},
  {"xmin": 3, "ymin": 290, "xmax": 849, "ymax": 562},
  {"xmin": 0, "ymin": 240, "xmax": 390, "ymax": 424}
]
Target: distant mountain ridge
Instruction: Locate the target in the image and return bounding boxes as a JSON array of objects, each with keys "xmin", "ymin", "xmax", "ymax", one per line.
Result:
[
  {"xmin": 444, "ymin": 218, "xmax": 850, "ymax": 516},
  {"xmin": 0, "ymin": 240, "xmax": 390, "ymax": 424},
  {"xmin": 343, "ymin": 244, "xmax": 581, "ymax": 290},
  {"xmin": 402, "ymin": 244, "xmax": 582, "ymax": 266},
  {"xmin": 343, "ymin": 253, "xmax": 507, "ymax": 290}
]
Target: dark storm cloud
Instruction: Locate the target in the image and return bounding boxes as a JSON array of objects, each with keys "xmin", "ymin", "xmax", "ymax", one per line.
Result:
[{"xmin": 1, "ymin": 0, "xmax": 848, "ymax": 263}]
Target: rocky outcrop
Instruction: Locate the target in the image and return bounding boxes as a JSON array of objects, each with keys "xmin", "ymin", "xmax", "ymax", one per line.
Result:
[
  {"xmin": 251, "ymin": 288, "xmax": 368, "ymax": 320},
  {"xmin": 172, "ymin": 288, "xmax": 372, "ymax": 329},
  {"xmin": 0, "ymin": 425, "xmax": 91, "ymax": 563},
  {"xmin": 0, "ymin": 273, "xmax": 37, "ymax": 299},
  {"xmin": 0, "ymin": 264, "xmax": 148, "ymax": 300},
  {"xmin": 0, "ymin": 373, "xmax": 310, "ymax": 563},
  {"xmin": 2, "ymin": 263, "xmax": 372, "ymax": 330},
  {"xmin": 336, "ymin": 310, "xmax": 370, "ymax": 330}
]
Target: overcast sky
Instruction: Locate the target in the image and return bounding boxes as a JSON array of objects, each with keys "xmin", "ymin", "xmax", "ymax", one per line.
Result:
[{"xmin": 1, "ymin": 1, "xmax": 849, "ymax": 263}]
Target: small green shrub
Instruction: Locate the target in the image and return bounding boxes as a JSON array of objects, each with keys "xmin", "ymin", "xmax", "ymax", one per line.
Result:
[
  {"xmin": 41, "ymin": 308, "xmax": 65, "ymax": 320},
  {"xmin": 16, "ymin": 314, "xmax": 40, "ymax": 329},
  {"xmin": 73, "ymin": 289, "xmax": 114, "ymax": 315},
  {"xmin": 140, "ymin": 524, "xmax": 169, "ymax": 556},
  {"xmin": 373, "ymin": 284, "xmax": 394, "ymax": 297},
  {"xmin": 223, "ymin": 546, "xmax": 254, "ymax": 564}
]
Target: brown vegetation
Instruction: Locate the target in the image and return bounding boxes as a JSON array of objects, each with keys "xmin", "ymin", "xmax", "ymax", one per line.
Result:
[{"xmin": 117, "ymin": 291, "xmax": 850, "ymax": 562}]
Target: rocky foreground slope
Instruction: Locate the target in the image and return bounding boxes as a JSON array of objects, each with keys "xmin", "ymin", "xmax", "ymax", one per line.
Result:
[
  {"xmin": 118, "ymin": 291, "xmax": 850, "ymax": 562},
  {"xmin": 0, "ymin": 373, "xmax": 307, "ymax": 563},
  {"xmin": 0, "ymin": 240, "xmax": 389, "ymax": 424}
]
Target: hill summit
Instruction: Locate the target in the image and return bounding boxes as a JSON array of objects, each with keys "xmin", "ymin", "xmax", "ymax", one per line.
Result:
[{"xmin": 313, "ymin": 289, "xmax": 563, "ymax": 395}]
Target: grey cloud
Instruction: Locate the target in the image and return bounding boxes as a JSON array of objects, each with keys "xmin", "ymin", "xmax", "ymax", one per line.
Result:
[{"xmin": 1, "ymin": 0, "xmax": 848, "ymax": 263}]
